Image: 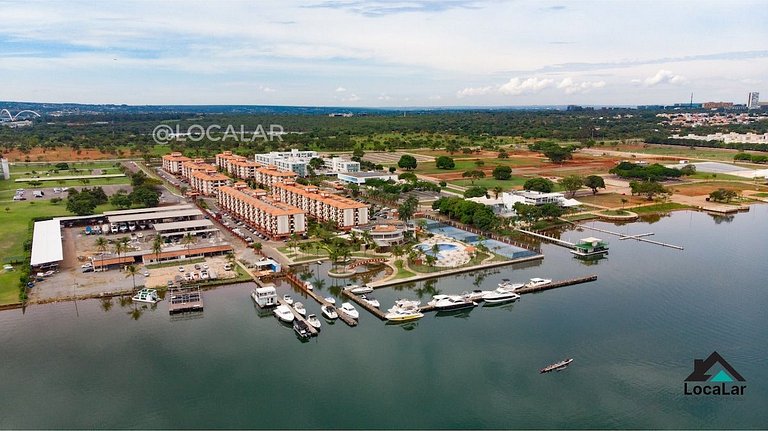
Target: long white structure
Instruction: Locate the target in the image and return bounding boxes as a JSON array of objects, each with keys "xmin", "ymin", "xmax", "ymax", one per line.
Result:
[{"xmin": 30, "ymin": 220, "xmax": 63, "ymax": 267}]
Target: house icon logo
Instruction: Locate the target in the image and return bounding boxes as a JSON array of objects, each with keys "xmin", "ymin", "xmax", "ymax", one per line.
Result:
[{"xmin": 684, "ymin": 351, "xmax": 746, "ymax": 396}]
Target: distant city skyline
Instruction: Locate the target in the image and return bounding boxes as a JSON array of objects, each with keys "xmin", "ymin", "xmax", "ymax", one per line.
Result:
[{"xmin": 0, "ymin": 0, "xmax": 766, "ymax": 107}]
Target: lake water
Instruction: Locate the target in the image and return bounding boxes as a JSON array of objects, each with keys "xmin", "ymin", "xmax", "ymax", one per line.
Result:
[{"xmin": 1, "ymin": 206, "xmax": 767, "ymax": 429}]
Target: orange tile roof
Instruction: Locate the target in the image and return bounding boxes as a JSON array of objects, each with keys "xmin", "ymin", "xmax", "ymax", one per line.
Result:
[
  {"xmin": 256, "ymin": 166, "xmax": 297, "ymax": 177},
  {"xmin": 219, "ymin": 186, "xmax": 304, "ymax": 216},
  {"xmin": 147, "ymin": 245, "xmax": 233, "ymax": 260},
  {"xmin": 273, "ymin": 182, "xmax": 367, "ymax": 210},
  {"xmin": 192, "ymin": 170, "xmax": 229, "ymax": 182},
  {"xmin": 162, "ymin": 153, "xmax": 191, "ymax": 162}
]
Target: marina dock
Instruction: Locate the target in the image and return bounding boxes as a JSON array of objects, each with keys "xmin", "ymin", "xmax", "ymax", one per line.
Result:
[
  {"xmin": 283, "ymin": 272, "xmax": 358, "ymax": 326},
  {"xmin": 343, "ymin": 289, "xmax": 386, "ymax": 320},
  {"xmin": 577, "ymin": 225, "xmax": 684, "ymax": 250},
  {"xmin": 168, "ymin": 287, "xmax": 204, "ymax": 314},
  {"xmin": 514, "ymin": 275, "xmax": 597, "ymax": 294},
  {"xmin": 515, "ymin": 229, "xmax": 576, "ymax": 249},
  {"xmin": 276, "ymin": 296, "xmax": 319, "ymax": 336}
]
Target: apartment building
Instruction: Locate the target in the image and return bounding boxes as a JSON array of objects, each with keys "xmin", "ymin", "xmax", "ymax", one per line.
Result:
[
  {"xmin": 189, "ymin": 170, "xmax": 230, "ymax": 196},
  {"xmin": 272, "ymin": 180, "xmax": 369, "ymax": 229},
  {"xmin": 218, "ymin": 183, "xmax": 306, "ymax": 239},
  {"xmin": 325, "ymin": 157, "xmax": 361, "ymax": 173},
  {"xmin": 215, "ymin": 151, "xmax": 246, "ymax": 170},
  {"xmin": 162, "ymin": 152, "xmax": 192, "ymax": 175},
  {"xmin": 254, "ymin": 165, "xmax": 298, "ymax": 189},
  {"xmin": 181, "ymin": 159, "xmax": 213, "ymax": 180},
  {"xmin": 230, "ymin": 159, "xmax": 262, "ymax": 179}
]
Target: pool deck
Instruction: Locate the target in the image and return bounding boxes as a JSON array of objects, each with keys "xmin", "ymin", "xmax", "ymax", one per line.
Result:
[{"xmin": 368, "ymin": 253, "xmax": 544, "ymax": 289}]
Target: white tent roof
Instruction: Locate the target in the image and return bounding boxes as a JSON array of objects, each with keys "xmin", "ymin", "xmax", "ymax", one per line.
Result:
[{"xmin": 30, "ymin": 220, "xmax": 63, "ymax": 266}]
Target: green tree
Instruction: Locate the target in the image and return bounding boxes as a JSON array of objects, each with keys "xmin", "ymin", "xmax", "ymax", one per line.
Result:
[
  {"xmin": 584, "ymin": 175, "xmax": 606, "ymax": 195},
  {"xmin": 398, "ymin": 195, "xmax": 419, "ymax": 223},
  {"xmin": 523, "ymin": 177, "xmax": 555, "ymax": 193},
  {"xmin": 559, "ymin": 175, "xmax": 584, "ymax": 197},
  {"xmin": 492, "ymin": 165, "xmax": 512, "ymax": 180},
  {"xmin": 462, "ymin": 170, "xmax": 485, "ymax": 185},
  {"xmin": 629, "ymin": 180, "xmax": 669, "ymax": 201},
  {"xmin": 351, "ymin": 148, "xmax": 365, "ymax": 162},
  {"xmin": 182, "ymin": 233, "xmax": 196, "ymax": 256},
  {"xmin": 497, "ymin": 150, "xmax": 509, "ymax": 159},
  {"xmin": 152, "ymin": 235, "xmax": 164, "ymax": 263},
  {"xmin": 125, "ymin": 264, "xmax": 139, "ymax": 291},
  {"xmin": 435, "ymin": 156, "xmax": 455, "ymax": 169},
  {"xmin": 397, "ymin": 154, "xmax": 418, "ymax": 171},
  {"xmin": 130, "ymin": 186, "xmax": 160, "ymax": 208},
  {"xmin": 95, "ymin": 236, "xmax": 108, "ymax": 273},
  {"xmin": 110, "ymin": 192, "xmax": 132, "ymax": 209},
  {"xmin": 463, "ymin": 186, "xmax": 488, "ymax": 198},
  {"xmin": 492, "ymin": 186, "xmax": 503, "ymax": 199}
]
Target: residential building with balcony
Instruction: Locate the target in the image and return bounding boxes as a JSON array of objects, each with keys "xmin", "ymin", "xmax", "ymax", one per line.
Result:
[
  {"xmin": 162, "ymin": 152, "xmax": 192, "ymax": 175},
  {"xmin": 190, "ymin": 170, "xmax": 230, "ymax": 196},
  {"xmin": 272, "ymin": 180, "xmax": 369, "ymax": 229},
  {"xmin": 218, "ymin": 183, "xmax": 306, "ymax": 239},
  {"xmin": 254, "ymin": 165, "xmax": 298, "ymax": 189}
]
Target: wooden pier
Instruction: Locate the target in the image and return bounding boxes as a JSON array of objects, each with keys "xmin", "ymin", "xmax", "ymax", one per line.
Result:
[
  {"xmin": 515, "ymin": 229, "xmax": 576, "ymax": 249},
  {"xmin": 275, "ymin": 296, "xmax": 319, "ymax": 336},
  {"xmin": 343, "ymin": 289, "xmax": 386, "ymax": 321},
  {"xmin": 284, "ymin": 272, "xmax": 358, "ymax": 326},
  {"xmin": 515, "ymin": 275, "xmax": 597, "ymax": 294},
  {"xmin": 578, "ymin": 225, "xmax": 684, "ymax": 250},
  {"xmin": 168, "ymin": 287, "xmax": 204, "ymax": 314}
]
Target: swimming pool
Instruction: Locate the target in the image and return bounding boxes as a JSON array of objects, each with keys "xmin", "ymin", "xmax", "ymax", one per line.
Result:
[{"xmin": 416, "ymin": 242, "xmax": 459, "ymax": 257}]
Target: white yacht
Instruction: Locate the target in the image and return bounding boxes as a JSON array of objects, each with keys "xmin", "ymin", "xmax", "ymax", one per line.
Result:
[
  {"xmin": 304, "ymin": 281, "xmax": 314, "ymax": 291},
  {"xmin": 385, "ymin": 307, "xmax": 424, "ymax": 322},
  {"xmin": 483, "ymin": 288, "xmax": 521, "ymax": 304},
  {"xmin": 282, "ymin": 294, "xmax": 294, "ymax": 305},
  {"xmin": 132, "ymin": 288, "xmax": 159, "ymax": 304},
  {"xmin": 293, "ymin": 301, "xmax": 307, "ymax": 317},
  {"xmin": 273, "ymin": 304, "xmax": 295, "ymax": 323},
  {"xmin": 429, "ymin": 295, "xmax": 476, "ymax": 311},
  {"xmin": 348, "ymin": 285, "xmax": 373, "ymax": 295},
  {"xmin": 526, "ymin": 278, "xmax": 552, "ymax": 288},
  {"xmin": 321, "ymin": 305, "xmax": 338, "ymax": 320},
  {"xmin": 498, "ymin": 279, "xmax": 525, "ymax": 291},
  {"xmin": 360, "ymin": 295, "xmax": 380, "ymax": 308},
  {"xmin": 324, "ymin": 296, "xmax": 336, "ymax": 305},
  {"xmin": 339, "ymin": 302, "xmax": 359, "ymax": 319},
  {"xmin": 307, "ymin": 314, "xmax": 322, "ymax": 330}
]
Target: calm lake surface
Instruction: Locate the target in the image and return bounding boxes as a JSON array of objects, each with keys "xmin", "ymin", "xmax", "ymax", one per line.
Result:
[{"xmin": 1, "ymin": 206, "xmax": 767, "ymax": 429}]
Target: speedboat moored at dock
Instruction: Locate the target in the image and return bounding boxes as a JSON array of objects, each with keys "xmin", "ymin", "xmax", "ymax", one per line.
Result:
[
  {"xmin": 339, "ymin": 302, "xmax": 360, "ymax": 319},
  {"xmin": 482, "ymin": 288, "xmax": 521, "ymax": 304},
  {"xmin": 321, "ymin": 305, "xmax": 338, "ymax": 320},
  {"xmin": 525, "ymin": 278, "xmax": 552, "ymax": 289},
  {"xmin": 274, "ymin": 304, "xmax": 295, "ymax": 323}
]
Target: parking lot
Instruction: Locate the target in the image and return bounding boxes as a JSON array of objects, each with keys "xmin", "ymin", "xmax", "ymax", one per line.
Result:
[{"xmin": 144, "ymin": 255, "xmax": 236, "ymax": 288}]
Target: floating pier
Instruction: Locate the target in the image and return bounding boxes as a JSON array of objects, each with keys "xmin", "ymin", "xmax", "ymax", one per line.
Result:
[
  {"xmin": 168, "ymin": 287, "xmax": 204, "ymax": 314},
  {"xmin": 343, "ymin": 289, "xmax": 386, "ymax": 321},
  {"xmin": 276, "ymin": 296, "xmax": 318, "ymax": 336},
  {"xmin": 578, "ymin": 225, "xmax": 684, "ymax": 250},
  {"xmin": 284, "ymin": 272, "xmax": 357, "ymax": 326},
  {"xmin": 515, "ymin": 275, "xmax": 597, "ymax": 294},
  {"xmin": 515, "ymin": 229, "xmax": 576, "ymax": 249}
]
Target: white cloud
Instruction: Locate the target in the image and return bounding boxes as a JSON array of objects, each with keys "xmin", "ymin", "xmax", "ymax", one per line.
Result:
[
  {"xmin": 643, "ymin": 69, "xmax": 687, "ymax": 86},
  {"xmin": 499, "ymin": 77, "xmax": 554, "ymax": 95},
  {"xmin": 335, "ymin": 86, "xmax": 347, "ymax": 92},
  {"xmin": 342, "ymin": 93, "xmax": 361, "ymax": 102},
  {"xmin": 456, "ymin": 86, "xmax": 492, "ymax": 98},
  {"xmin": 557, "ymin": 77, "xmax": 606, "ymax": 94},
  {"xmin": 377, "ymin": 94, "xmax": 392, "ymax": 101},
  {"xmin": 260, "ymin": 86, "xmax": 276, "ymax": 93}
]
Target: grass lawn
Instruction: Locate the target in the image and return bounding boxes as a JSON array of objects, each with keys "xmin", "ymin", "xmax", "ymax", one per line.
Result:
[
  {"xmin": 448, "ymin": 177, "xmax": 530, "ymax": 191},
  {"xmin": 600, "ymin": 209, "xmax": 632, "ymax": 216},
  {"xmin": 562, "ymin": 213, "xmax": 599, "ymax": 222},
  {"xmin": 628, "ymin": 202, "xmax": 691, "ymax": 214},
  {"xmin": 611, "ymin": 145, "xmax": 757, "ymax": 163},
  {"xmin": 753, "ymin": 192, "xmax": 768, "ymax": 198},
  {"xmin": 0, "ymin": 200, "xmax": 71, "ymax": 305},
  {"xmin": 576, "ymin": 193, "xmax": 647, "ymax": 208},
  {"xmin": 685, "ymin": 172, "xmax": 751, "ymax": 181},
  {"xmin": 415, "ymin": 157, "xmax": 541, "ymax": 175},
  {"xmin": 671, "ymin": 181, "xmax": 768, "ymax": 196}
]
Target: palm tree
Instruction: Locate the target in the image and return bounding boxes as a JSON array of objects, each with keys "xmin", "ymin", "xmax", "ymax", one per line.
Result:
[
  {"xmin": 113, "ymin": 241, "xmax": 125, "ymax": 268},
  {"xmin": 492, "ymin": 186, "xmax": 503, "ymax": 199},
  {"xmin": 125, "ymin": 264, "xmax": 139, "ymax": 291},
  {"xmin": 152, "ymin": 235, "xmax": 163, "ymax": 264},
  {"xmin": 360, "ymin": 231, "xmax": 373, "ymax": 255},
  {"xmin": 95, "ymin": 236, "xmax": 108, "ymax": 271},
  {"xmin": 182, "ymin": 233, "xmax": 196, "ymax": 258},
  {"xmin": 252, "ymin": 242, "xmax": 263, "ymax": 254}
]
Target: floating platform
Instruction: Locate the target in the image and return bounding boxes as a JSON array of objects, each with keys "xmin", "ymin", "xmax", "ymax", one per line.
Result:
[{"xmin": 168, "ymin": 288, "xmax": 203, "ymax": 314}]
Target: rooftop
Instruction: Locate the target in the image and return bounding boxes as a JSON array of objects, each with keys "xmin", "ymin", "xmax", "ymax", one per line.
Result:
[
  {"xmin": 219, "ymin": 185, "xmax": 304, "ymax": 216},
  {"xmin": 153, "ymin": 219, "xmax": 215, "ymax": 232},
  {"xmin": 30, "ymin": 220, "xmax": 63, "ymax": 266},
  {"xmin": 274, "ymin": 182, "xmax": 367, "ymax": 209},
  {"xmin": 108, "ymin": 208, "xmax": 203, "ymax": 224}
]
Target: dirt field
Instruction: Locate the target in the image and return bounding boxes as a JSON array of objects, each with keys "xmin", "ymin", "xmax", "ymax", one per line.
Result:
[
  {"xmin": 144, "ymin": 256, "xmax": 237, "ymax": 288},
  {"xmin": 670, "ymin": 181, "xmax": 768, "ymax": 197},
  {"xmin": 576, "ymin": 193, "xmax": 648, "ymax": 208},
  {"xmin": 2, "ymin": 147, "xmax": 134, "ymax": 162}
]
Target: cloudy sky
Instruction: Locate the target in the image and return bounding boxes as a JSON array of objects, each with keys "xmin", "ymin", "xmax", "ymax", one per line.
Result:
[{"xmin": 0, "ymin": 0, "xmax": 766, "ymax": 107}]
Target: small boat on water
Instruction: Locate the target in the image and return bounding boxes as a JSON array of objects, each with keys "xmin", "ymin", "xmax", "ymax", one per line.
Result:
[
  {"xmin": 526, "ymin": 278, "xmax": 552, "ymax": 289},
  {"xmin": 283, "ymin": 294, "xmax": 294, "ymax": 305},
  {"xmin": 462, "ymin": 289, "xmax": 487, "ymax": 302},
  {"xmin": 385, "ymin": 307, "xmax": 424, "ymax": 322},
  {"xmin": 348, "ymin": 285, "xmax": 373, "ymax": 295},
  {"xmin": 540, "ymin": 358, "xmax": 574, "ymax": 373},
  {"xmin": 392, "ymin": 298, "xmax": 420, "ymax": 311},
  {"xmin": 293, "ymin": 319, "xmax": 311, "ymax": 339},
  {"xmin": 304, "ymin": 281, "xmax": 314, "ymax": 291},
  {"xmin": 483, "ymin": 288, "xmax": 521, "ymax": 304},
  {"xmin": 273, "ymin": 304, "xmax": 295, "ymax": 323},
  {"xmin": 306, "ymin": 314, "xmax": 322, "ymax": 329},
  {"xmin": 360, "ymin": 295, "xmax": 380, "ymax": 308},
  {"xmin": 321, "ymin": 305, "xmax": 338, "ymax": 320},
  {"xmin": 498, "ymin": 279, "xmax": 525, "ymax": 291},
  {"xmin": 339, "ymin": 302, "xmax": 359, "ymax": 319},
  {"xmin": 132, "ymin": 288, "xmax": 159, "ymax": 304},
  {"xmin": 293, "ymin": 301, "xmax": 307, "ymax": 317},
  {"xmin": 429, "ymin": 295, "xmax": 477, "ymax": 311},
  {"xmin": 324, "ymin": 296, "xmax": 336, "ymax": 305}
]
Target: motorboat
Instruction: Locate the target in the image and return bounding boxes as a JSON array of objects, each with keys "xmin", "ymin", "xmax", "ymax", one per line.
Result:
[
  {"xmin": 273, "ymin": 304, "xmax": 295, "ymax": 323},
  {"xmin": 391, "ymin": 298, "xmax": 420, "ymax": 311},
  {"xmin": 321, "ymin": 305, "xmax": 338, "ymax": 320},
  {"xmin": 348, "ymin": 285, "xmax": 373, "ymax": 295},
  {"xmin": 526, "ymin": 278, "xmax": 552, "ymax": 288},
  {"xmin": 293, "ymin": 319, "xmax": 311, "ymax": 339},
  {"xmin": 498, "ymin": 280, "xmax": 525, "ymax": 292},
  {"xmin": 429, "ymin": 295, "xmax": 476, "ymax": 311},
  {"xmin": 283, "ymin": 294, "xmax": 294, "ymax": 305},
  {"xmin": 339, "ymin": 302, "xmax": 359, "ymax": 319},
  {"xmin": 483, "ymin": 288, "xmax": 521, "ymax": 304},
  {"xmin": 304, "ymin": 281, "xmax": 314, "ymax": 291},
  {"xmin": 384, "ymin": 307, "xmax": 424, "ymax": 322},
  {"xmin": 132, "ymin": 288, "xmax": 159, "ymax": 304},
  {"xmin": 360, "ymin": 295, "xmax": 380, "ymax": 308},
  {"xmin": 324, "ymin": 296, "xmax": 336, "ymax": 305},
  {"xmin": 462, "ymin": 289, "xmax": 487, "ymax": 302},
  {"xmin": 306, "ymin": 314, "xmax": 322, "ymax": 330},
  {"xmin": 293, "ymin": 301, "xmax": 307, "ymax": 317},
  {"xmin": 540, "ymin": 358, "xmax": 574, "ymax": 373}
]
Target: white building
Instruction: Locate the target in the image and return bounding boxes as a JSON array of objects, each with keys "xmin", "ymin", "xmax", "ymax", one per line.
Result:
[
  {"xmin": 467, "ymin": 190, "xmax": 581, "ymax": 217},
  {"xmin": 218, "ymin": 183, "xmax": 306, "ymax": 239},
  {"xmin": 272, "ymin": 180, "xmax": 369, "ymax": 230},
  {"xmin": 748, "ymin": 92, "xmax": 760, "ymax": 110},
  {"xmin": 337, "ymin": 171, "xmax": 398, "ymax": 184},
  {"xmin": 324, "ymin": 157, "xmax": 361, "ymax": 173},
  {"xmin": 253, "ymin": 149, "xmax": 318, "ymax": 177},
  {"xmin": 0, "ymin": 158, "xmax": 9, "ymax": 180}
]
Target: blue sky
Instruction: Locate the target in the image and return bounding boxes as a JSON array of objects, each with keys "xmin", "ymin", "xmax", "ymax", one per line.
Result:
[{"xmin": 0, "ymin": 0, "xmax": 766, "ymax": 106}]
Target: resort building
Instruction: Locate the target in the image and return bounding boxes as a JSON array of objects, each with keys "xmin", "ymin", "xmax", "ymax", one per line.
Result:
[
  {"xmin": 253, "ymin": 165, "xmax": 298, "ymax": 189},
  {"xmin": 189, "ymin": 170, "xmax": 230, "ymax": 196},
  {"xmin": 272, "ymin": 180, "xmax": 369, "ymax": 229},
  {"xmin": 217, "ymin": 183, "xmax": 306, "ymax": 239},
  {"xmin": 229, "ymin": 159, "xmax": 263, "ymax": 180},
  {"xmin": 351, "ymin": 223, "xmax": 408, "ymax": 248},
  {"xmin": 254, "ymin": 149, "xmax": 318, "ymax": 166},
  {"xmin": 467, "ymin": 191, "xmax": 580, "ymax": 217},
  {"xmin": 180, "ymin": 159, "xmax": 214, "ymax": 180},
  {"xmin": 215, "ymin": 151, "xmax": 248, "ymax": 171},
  {"xmin": 324, "ymin": 157, "xmax": 361, "ymax": 173},
  {"xmin": 162, "ymin": 152, "xmax": 192, "ymax": 175},
  {"xmin": 336, "ymin": 171, "xmax": 399, "ymax": 184}
]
